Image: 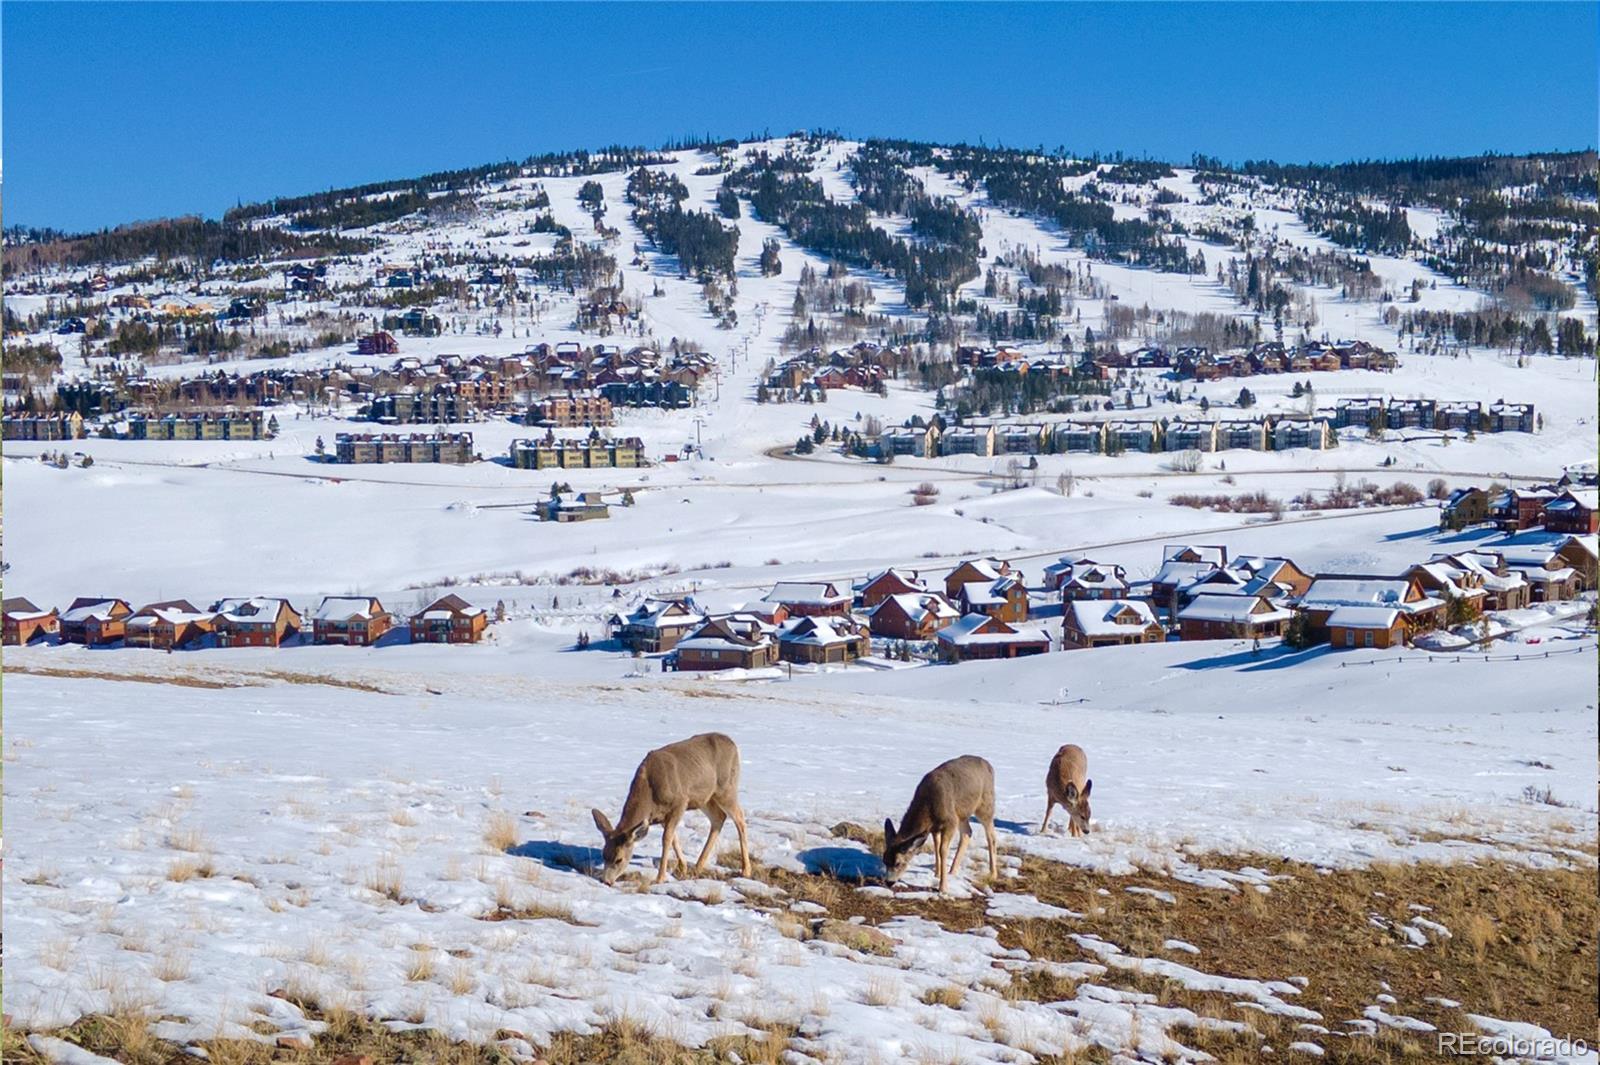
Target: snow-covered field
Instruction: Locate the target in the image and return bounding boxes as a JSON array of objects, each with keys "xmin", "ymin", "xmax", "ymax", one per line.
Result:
[{"xmin": 5, "ymin": 137, "xmax": 1597, "ymax": 1062}]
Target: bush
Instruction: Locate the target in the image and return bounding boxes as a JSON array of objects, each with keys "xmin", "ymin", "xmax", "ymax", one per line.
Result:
[{"xmin": 1426, "ymin": 477, "xmax": 1449, "ymax": 499}]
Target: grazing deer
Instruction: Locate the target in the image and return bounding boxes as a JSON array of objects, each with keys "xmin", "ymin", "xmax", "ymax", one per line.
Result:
[
  {"xmin": 591, "ymin": 732, "xmax": 752, "ymax": 885},
  {"xmin": 1040, "ymin": 744, "xmax": 1092, "ymax": 837},
  {"xmin": 881, "ymin": 755, "xmax": 998, "ymax": 894}
]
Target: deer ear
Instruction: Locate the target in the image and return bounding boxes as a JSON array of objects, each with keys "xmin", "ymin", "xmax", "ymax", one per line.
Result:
[
  {"xmin": 883, "ymin": 818, "xmax": 896, "ymax": 844},
  {"xmin": 1082, "ymin": 779, "xmax": 1092, "ymax": 799},
  {"xmin": 1063, "ymin": 783, "xmax": 1079, "ymax": 803},
  {"xmin": 592, "ymin": 808, "xmax": 614, "ymax": 836},
  {"xmin": 630, "ymin": 822, "xmax": 650, "ymax": 842}
]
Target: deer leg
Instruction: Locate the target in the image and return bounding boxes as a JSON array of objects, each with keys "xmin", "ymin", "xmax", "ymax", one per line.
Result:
[
  {"xmin": 949, "ymin": 826, "xmax": 973, "ymax": 880},
  {"xmin": 933, "ymin": 830, "xmax": 948, "ymax": 894},
  {"xmin": 1040, "ymin": 800, "xmax": 1055, "ymax": 835},
  {"xmin": 985, "ymin": 818, "xmax": 999, "ymax": 879},
  {"xmin": 727, "ymin": 801, "xmax": 752, "ymax": 877},
  {"xmin": 692, "ymin": 805, "xmax": 727, "ymax": 874},
  {"xmin": 656, "ymin": 811, "xmax": 682, "ymax": 884},
  {"xmin": 672, "ymin": 833, "xmax": 689, "ymax": 872}
]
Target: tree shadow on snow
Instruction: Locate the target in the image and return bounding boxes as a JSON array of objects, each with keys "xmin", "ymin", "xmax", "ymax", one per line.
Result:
[
  {"xmin": 993, "ymin": 818, "xmax": 1035, "ymax": 836},
  {"xmin": 797, "ymin": 845, "xmax": 883, "ymax": 882},
  {"xmin": 509, "ymin": 839, "xmax": 600, "ymax": 875}
]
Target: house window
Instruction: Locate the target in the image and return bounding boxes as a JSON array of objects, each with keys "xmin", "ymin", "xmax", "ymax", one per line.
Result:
[
  {"xmin": 1345, "ymin": 630, "xmax": 1355, "ymax": 647},
  {"xmin": 1364, "ymin": 630, "xmax": 1374, "ymax": 648}
]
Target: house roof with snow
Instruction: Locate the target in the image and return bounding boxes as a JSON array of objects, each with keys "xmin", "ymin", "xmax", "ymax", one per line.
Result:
[
  {"xmin": 60, "ymin": 598, "xmax": 130, "ymax": 623},
  {"xmin": 415, "ymin": 594, "xmax": 486, "ymax": 620},
  {"xmin": 763, "ymin": 581, "xmax": 849, "ymax": 607},
  {"xmin": 211, "ymin": 597, "xmax": 298, "ymax": 625},
  {"xmin": 869, "ymin": 593, "xmax": 958, "ymax": 624},
  {"xmin": 777, "ymin": 616, "xmax": 867, "ymax": 647},
  {"xmin": 937, "ymin": 613, "xmax": 1050, "ymax": 646},
  {"xmin": 1178, "ymin": 594, "xmax": 1291, "ymax": 625},
  {"xmin": 1299, "ymin": 578, "xmax": 1440, "ymax": 615},
  {"xmin": 1325, "ymin": 605, "xmax": 1401, "ymax": 629},
  {"xmin": 313, "ymin": 596, "xmax": 388, "ymax": 622},
  {"xmin": 3, "ymin": 597, "xmax": 54, "ymax": 620},
  {"xmin": 1065, "ymin": 599, "xmax": 1161, "ymax": 636}
]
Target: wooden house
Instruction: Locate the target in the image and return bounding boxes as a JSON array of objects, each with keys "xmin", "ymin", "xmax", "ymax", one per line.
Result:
[
  {"xmin": 1488, "ymin": 401, "xmax": 1536, "ymax": 434},
  {"xmin": 939, "ymin": 424, "xmax": 997, "ymax": 457},
  {"xmin": 1543, "ymin": 489, "xmax": 1598, "ymax": 535},
  {"xmin": 58, "ymin": 597, "xmax": 133, "ymax": 645},
  {"xmin": 762, "ymin": 581, "xmax": 852, "ymax": 617},
  {"xmin": 777, "ymin": 615, "xmax": 871, "ymax": 665},
  {"xmin": 1326, "ymin": 607, "xmax": 1404, "ymax": 649},
  {"xmin": 1042, "ymin": 557, "xmax": 1127, "ymax": 599},
  {"xmin": 210, "ymin": 597, "xmax": 302, "ymax": 647},
  {"xmin": 125, "ymin": 600, "xmax": 214, "ymax": 650},
  {"xmin": 1051, "ymin": 422, "xmax": 1106, "ymax": 454},
  {"xmin": 858, "ymin": 568, "xmax": 928, "ymax": 608},
  {"xmin": 936, "ymin": 614, "xmax": 1051, "ymax": 662},
  {"xmin": 410, "ymin": 594, "xmax": 488, "ymax": 643},
  {"xmin": 672, "ymin": 616, "xmax": 779, "ymax": 671},
  {"xmin": 1062, "ymin": 599, "xmax": 1165, "ymax": 649},
  {"xmin": 953, "ymin": 575, "xmax": 1029, "ymax": 622},
  {"xmin": 942, "ymin": 558, "xmax": 1013, "ymax": 600},
  {"xmin": 610, "ymin": 598, "xmax": 704, "ymax": 653},
  {"xmin": 876, "ymin": 424, "xmax": 941, "ymax": 459},
  {"xmin": 3, "ymin": 598, "xmax": 59, "ymax": 645},
  {"xmin": 1294, "ymin": 576, "xmax": 1444, "ymax": 643},
  {"xmin": 311, "ymin": 596, "xmax": 392, "ymax": 646},
  {"xmin": 1177, "ymin": 594, "xmax": 1292, "ymax": 640},
  {"xmin": 867, "ymin": 592, "xmax": 959, "ymax": 641},
  {"xmin": 1216, "ymin": 419, "xmax": 1269, "ymax": 451},
  {"xmin": 1440, "ymin": 487, "xmax": 1491, "ymax": 530}
]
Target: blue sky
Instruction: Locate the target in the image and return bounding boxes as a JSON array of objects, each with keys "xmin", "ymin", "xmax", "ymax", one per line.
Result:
[{"xmin": 4, "ymin": 2, "xmax": 1596, "ymax": 231}]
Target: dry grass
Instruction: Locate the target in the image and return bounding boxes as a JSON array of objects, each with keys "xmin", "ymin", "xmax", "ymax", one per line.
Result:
[
  {"xmin": 482, "ymin": 810, "xmax": 519, "ymax": 853},
  {"xmin": 166, "ymin": 855, "xmax": 217, "ymax": 882},
  {"xmin": 363, "ymin": 856, "xmax": 406, "ymax": 903}
]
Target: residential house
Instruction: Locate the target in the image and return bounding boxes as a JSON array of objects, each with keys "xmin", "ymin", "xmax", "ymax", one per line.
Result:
[
  {"xmin": 125, "ymin": 600, "xmax": 214, "ymax": 650},
  {"xmin": 1333, "ymin": 398, "xmax": 1385, "ymax": 430},
  {"xmin": 1051, "ymin": 422, "xmax": 1106, "ymax": 454},
  {"xmin": 867, "ymin": 592, "xmax": 959, "ymax": 641},
  {"xmin": 1440, "ymin": 487, "xmax": 1491, "ymax": 530},
  {"xmin": 1062, "ymin": 599, "xmax": 1165, "ymax": 649},
  {"xmin": 335, "ymin": 432, "xmax": 474, "ymax": 464},
  {"xmin": 997, "ymin": 424, "xmax": 1049, "ymax": 455},
  {"xmin": 1272, "ymin": 417, "xmax": 1333, "ymax": 450},
  {"xmin": 1177, "ymin": 594, "xmax": 1292, "ymax": 640},
  {"xmin": 529, "ymin": 393, "xmax": 614, "ymax": 428},
  {"xmin": 3, "ymin": 598, "xmax": 59, "ymax": 645},
  {"xmin": 877, "ymin": 423, "xmax": 941, "ymax": 458},
  {"xmin": 410, "ymin": 594, "xmax": 488, "ymax": 643},
  {"xmin": 59, "ymin": 597, "xmax": 133, "ymax": 645},
  {"xmin": 936, "ymin": 614, "xmax": 1052, "ymax": 662},
  {"xmin": 538, "ymin": 492, "xmax": 611, "ymax": 522},
  {"xmin": 356, "ymin": 331, "xmax": 400, "ymax": 356},
  {"xmin": 1490, "ymin": 486, "xmax": 1557, "ymax": 531},
  {"xmin": 1165, "ymin": 420, "xmax": 1218, "ymax": 453},
  {"xmin": 1487, "ymin": 402, "xmax": 1536, "ymax": 434},
  {"xmin": 311, "ymin": 596, "xmax": 393, "ymax": 646},
  {"xmin": 1543, "ymin": 489, "xmax": 1598, "ymax": 535},
  {"xmin": 1106, "ymin": 421, "xmax": 1160, "ymax": 453},
  {"xmin": 610, "ymin": 599, "xmax": 705, "ymax": 653},
  {"xmin": 210, "ymin": 597, "xmax": 302, "ymax": 648},
  {"xmin": 1294, "ymin": 576, "xmax": 1444, "ymax": 643},
  {"xmin": 940, "ymin": 425, "xmax": 997, "ymax": 457},
  {"xmin": 1437, "ymin": 401, "xmax": 1484, "ymax": 433},
  {"xmin": 1403, "ymin": 561, "xmax": 1488, "ymax": 621},
  {"xmin": 673, "ymin": 616, "xmax": 779, "ymax": 671},
  {"xmin": 777, "ymin": 615, "xmax": 871, "ymax": 665},
  {"xmin": 1149, "ymin": 545, "xmax": 1227, "ymax": 609},
  {"xmin": 943, "ymin": 558, "xmax": 1015, "ymax": 600},
  {"xmin": 1216, "ymin": 419, "xmax": 1269, "ymax": 451},
  {"xmin": 1494, "ymin": 533, "xmax": 1596, "ymax": 601},
  {"xmin": 857, "ymin": 568, "xmax": 928, "ymax": 608},
  {"xmin": 1326, "ymin": 606, "xmax": 1405, "ymax": 649},
  {"xmin": 1435, "ymin": 553, "xmax": 1529, "ymax": 611},
  {"xmin": 763, "ymin": 581, "xmax": 852, "ymax": 617},
  {"xmin": 508, "ymin": 435, "xmax": 645, "ymax": 469},
  {"xmin": 1045, "ymin": 557, "xmax": 1129, "ymax": 601},
  {"xmin": 954, "ymin": 575, "xmax": 1029, "ymax": 622},
  {"xmin": 1218, "ymin": 556, "xmax": 1315, "ymax": 599},
  {"xmin": 1386, "ymin": 399, "xmax": 1436, "ymax": 430}
]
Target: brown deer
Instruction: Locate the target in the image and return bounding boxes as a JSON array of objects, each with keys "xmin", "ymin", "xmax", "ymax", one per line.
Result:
[
  {"xmin": 591, "ymin": 732, "xmax": 752, "ymax": 885},
  {"xmin": 881, "ymin": 755, "xmax": 998, "ymax": 894},
  {"xmin": 1040, "ymin": 744, "xmax": 1092, "ymax": 837}
]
